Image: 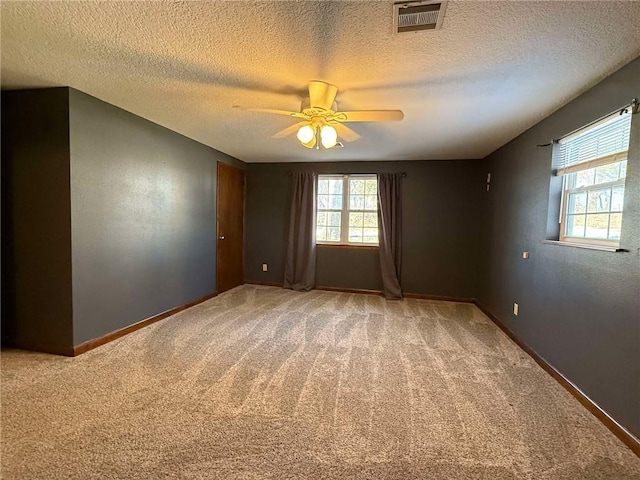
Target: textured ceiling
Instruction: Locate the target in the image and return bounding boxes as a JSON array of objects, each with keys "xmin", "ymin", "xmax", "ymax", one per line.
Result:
[{"xmin": 2, "ymin": 1, "xmax": 640, "ymax": 163}]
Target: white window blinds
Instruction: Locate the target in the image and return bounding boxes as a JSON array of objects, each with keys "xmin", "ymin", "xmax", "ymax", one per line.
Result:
[{"xmin": 553, "ymin": 109, "xmax": 632, "ymax": 175}]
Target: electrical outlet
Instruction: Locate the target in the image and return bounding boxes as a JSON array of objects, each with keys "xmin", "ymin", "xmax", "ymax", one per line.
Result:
[
  {"xmin": 513, "ymin": 303, "xmax": 519, "ymax": 316},
  {"xmin": 522, "ymin": 251, "xmax": 530, "ymax": 259},
  {"xmin": 262, "ymin": 263, "xmax": 268, "ymax": 272}
]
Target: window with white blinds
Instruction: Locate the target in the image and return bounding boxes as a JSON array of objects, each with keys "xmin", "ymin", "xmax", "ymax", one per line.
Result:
[
  {"xmin": 552, "ymin": 106, "xmax": 634, "ymax": 247},
  {"xmin": 553, "ymin": 109, "xmax": 632, "ymax": 175}
]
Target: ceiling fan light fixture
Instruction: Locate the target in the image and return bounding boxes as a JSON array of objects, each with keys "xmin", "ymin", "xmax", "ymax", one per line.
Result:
[
  {"xmin": 254, "ymin": 80, "xmax": 404, "ymax": 150},
  {"xmin": 297, "ymin": 124, "xmax": 315, "ymax": 147},
  {"xmin": 320, "ymin": 125, "xmax": 338, "ymax": 149}
]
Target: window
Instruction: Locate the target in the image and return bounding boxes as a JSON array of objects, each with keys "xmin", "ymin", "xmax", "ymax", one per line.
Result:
[
  {"xmin": 553, "ymin": 108, "xmax": 632, "ymax": 247},
  {"xmin": 316, "ymin": 175, "xmax": 379, "ymax": 245}
]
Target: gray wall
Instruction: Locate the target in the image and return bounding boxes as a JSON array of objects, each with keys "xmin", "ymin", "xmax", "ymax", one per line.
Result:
[
  {"xmin": 477, "ymin": 58, "xmax": 640, "ymax": 438},
  {"xmin": 1, "ymin": 88, "xmax": 73, "ymax": 354},
  {"xmin": 2, "ymin": 87, "xmax": 246, "ymax": 351},
  {"xmin": 245, "ymin": 160, "xmax": 483, "ymax": 298},
  {"xmin": 69, "ymin": 89, "xmax": 245, "ymax": 345}
]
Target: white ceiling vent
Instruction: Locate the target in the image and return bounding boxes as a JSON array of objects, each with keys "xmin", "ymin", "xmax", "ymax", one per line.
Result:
[{"xmin": 393, "ymin": 1, "xmax": 447, "ymax": 33}]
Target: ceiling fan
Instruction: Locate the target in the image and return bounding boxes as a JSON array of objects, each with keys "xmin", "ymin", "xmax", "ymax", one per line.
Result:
[{"xmin": 249, "ymin": 81, "xmax": 404, "ymax": 149}]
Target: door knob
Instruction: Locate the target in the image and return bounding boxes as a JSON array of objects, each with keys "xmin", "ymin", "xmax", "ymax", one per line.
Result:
[{"xmin": 219, "ymin": 236, "xmax": 225, "ymax": 240}]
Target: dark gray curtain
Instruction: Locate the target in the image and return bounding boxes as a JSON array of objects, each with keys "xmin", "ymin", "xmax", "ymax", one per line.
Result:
[
  {"xmin": 377, "ymin": 173, "xmax": 403, "ymax": 299},
  {"xmin": 284, "ymin": 172, "xmax": 317, "ymax": 291}
]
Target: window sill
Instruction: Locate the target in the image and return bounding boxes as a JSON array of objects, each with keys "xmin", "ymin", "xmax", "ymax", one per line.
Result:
[
  {"xmin": 541, "ymin": 240, "xmax": 627, "ymax": 252},
  {"xmin": 317, "ymin": 243, "xmax": 379, "ymax": 250}
]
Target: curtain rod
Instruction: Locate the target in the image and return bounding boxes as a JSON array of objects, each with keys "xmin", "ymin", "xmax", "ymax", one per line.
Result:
[
  {"xmin": 537, "ymin": 98, "xmax": 638, "ymax": 148},
  {"xmin": 288, "ymin": 171, "xmax": 407, "ymax": 177}
]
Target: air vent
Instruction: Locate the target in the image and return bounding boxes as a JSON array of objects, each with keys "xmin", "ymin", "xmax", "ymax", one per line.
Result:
[{"xmin": 393, "ymin": 1, "xmax": 447, "ymax": 33}]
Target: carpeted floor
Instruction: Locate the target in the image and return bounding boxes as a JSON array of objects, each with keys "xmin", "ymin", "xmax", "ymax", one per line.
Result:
[{"xmin": 2, "ymin": 284, "xmax": 639, "ymax": 479}]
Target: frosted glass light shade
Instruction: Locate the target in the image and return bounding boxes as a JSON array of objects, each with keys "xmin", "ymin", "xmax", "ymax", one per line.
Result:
[
  {"xmin": 297, "ymin": 125, "xmax": 315, "ymax": 144},
  {"xmin": 320, "ymin": 125, "xmax": 337, "ymax": 149}
]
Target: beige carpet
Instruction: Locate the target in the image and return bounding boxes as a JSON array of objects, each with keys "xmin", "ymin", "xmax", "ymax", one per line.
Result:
[{"xmin": 2, "ymin": 284, "xmax": 639, "ymax": 479}]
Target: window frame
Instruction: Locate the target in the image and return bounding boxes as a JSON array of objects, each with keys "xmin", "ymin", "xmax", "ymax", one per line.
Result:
[
  {"xmin": 316, "ymin": 174, "xmax": 379, "ymax": 246},
  {"xmin": 559, "ymin": 171, "xmax": 626, "ymax": 247}
]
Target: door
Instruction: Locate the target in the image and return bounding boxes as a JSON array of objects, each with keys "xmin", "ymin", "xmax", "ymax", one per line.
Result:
[{"xmin": 216, "ymin": 162, "xmax": 245, "ymax": 293}]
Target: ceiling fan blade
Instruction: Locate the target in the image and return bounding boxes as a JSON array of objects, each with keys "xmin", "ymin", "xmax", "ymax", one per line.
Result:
[
  {"xmin": 272, "ymin": 121, "xmax": 308, "ymax": 139},
  {"xmin": 333, "ymin": 123, "xmax": 360, "ymax": 142},
  {"xmin": 338, "ymin": 110, "xmax": 404, "ymax": 122},
  {"xmin": 309, "ymin": 81, "xmax": 338, "ymax": 110},
  {"xmin": 248, "ymin": 108, "xmax": 308, "ymax": 119}
]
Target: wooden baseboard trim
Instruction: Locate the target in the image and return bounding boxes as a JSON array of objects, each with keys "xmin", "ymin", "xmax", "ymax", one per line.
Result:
[
  {"xmin": 316, "ymin": 287, "xmax": 475, "ymax": 303},
  {"xmin": 244, "ymin": 280, "xmax": 284, "ymax": 288},
  {"xmin": 246, "ymin": 281, "xmax": 382, "ymax": 296},
  {"xmin": 404, "ymin": 292, "xmax": 474, "ymax": 303},
  {"xmin": 72, "ymin": 291, "xmax": 218, "ymax": 356},
  {"xmin": 473, "ymin": 300, "xmax": 640, "ymax": 457},
  {"xmin": 247, "ymin": 281, "xmax": 475, "ymax": 304},
  {"xmin": 315, "ymin": 285, "xmax": 382, "ymax": 296}
]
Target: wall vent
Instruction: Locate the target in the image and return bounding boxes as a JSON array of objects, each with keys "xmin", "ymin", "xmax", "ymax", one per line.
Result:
[{"xmin": 393, "ymin": 1, "xmax": 447, "ymax": 33}]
